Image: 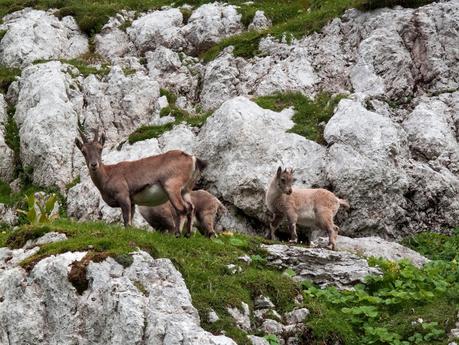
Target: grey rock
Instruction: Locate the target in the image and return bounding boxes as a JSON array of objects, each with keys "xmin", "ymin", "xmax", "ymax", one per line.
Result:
[
  {"xmin": 94, "ymin": 11, "xmax": 136, "ymax": 60},
  {"xmin": 0, "ymin": 9, "xmax": 88, "ymax": 68},
  {"xmin": 0, "ymin": 203, "xmax": 17, "ymax": 226},
  {"xmin": 318, "ymin": 235, "xmax": 430, "ymax": 267},
  {"xmin": 248, "ymin": 11, "xmax": 272, "ymax": 31},
  {"xmin": 262, "ymin": 244, "xmax": 381, "ymax": 289},
  {"xmin": 254, "ymin": 295, "xmax": 275, "ymax": 309},
  {"xmin": 226, "ymin": 264, "xmax": 242, "ymax": 275},
  {"xmin": 207, "ymin": 308, "xmax": 220, "ymax": 323},
  {"xmin": 284, "ymin": 308, "xmax": 310, "ymax": 325},
  {"xmin": 24, "ymin": 232, "xmax": 68, "ymax": 249},
  {"xmin": 261, "ymin": 319, "xmax": 284, "ymax": 335},
  {"xmin": 238, "ymin": 255, "xmax": 252, "ymax": 264},
  {"xmin": 182, "ymin": 3, "xmax": 243, "ymax": 53},
  {"xmin": 248, "ymin": 335, "xmax": 270, "ymax": 345},
  {"xmin": 14, "ymin": 61, "xmax": 83, "ymax": 189},
  {"xmin": 227, "ymin": 302, "xmax": 251, "ymax": 331},
  {"xmin": 127, "ymin": 9, "xmax": 185, "ymax": 53},
  {"xmin": 0, "ymin": 94, "xmax": 14, "ymax": 182},
  {"xmin": 0, "ymin": 250, "xmax": 237, "ymax": 344}
]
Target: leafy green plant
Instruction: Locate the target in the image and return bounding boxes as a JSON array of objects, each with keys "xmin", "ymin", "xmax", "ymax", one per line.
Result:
[
  {"xmin": 264, "ymin": 334, "xmax": 280, "ymax": 345},
  {"xmin": 17, "ymin": 192, "xmax": 59, "ymax": 225}
]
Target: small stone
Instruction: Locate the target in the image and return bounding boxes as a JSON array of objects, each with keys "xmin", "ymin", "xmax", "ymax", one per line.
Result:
[
  {"xmin": 227, "ymin": 302, "xmax": 251, "ymax": 331},
  {"xmin": 450, "ymin": 329, "xmax": 459, "ymax": 339},
  {"xmin": 284, "ymin": 308, "xmax": 310, "ymax": 325},
  {"xmin": 226, "ymin": 264, "xmax": 242, "ymax": 275},
  {"xmin": 157, "ymin": 96, "xmax": 169, "ymax": 110},
  {"xmin": 247, "ymin": 335, "xmax": 270, "ymax": 345},
  {"xmin": 254, "ymin": 295, "xmax": 275, "ymax": 309},
  {"xmin": 238, "ymin": 255, "xmax": 252, "ymax": 264},
  {"xmin": 208, "ymin": 308, "xmax": 219, "ymax": 323},
  {"xmin": 261, "ymin": 319, "xmax": 284, "ymax": 335}
]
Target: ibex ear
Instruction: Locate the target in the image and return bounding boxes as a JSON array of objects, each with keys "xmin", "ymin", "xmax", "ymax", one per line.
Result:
[
  {"xmin": 99, "ymin": 133, "xmax": 106, "ymax": 147},
  {"xmin": 75, "ymin": 138, "xmax": 83, "ymax": 151},
  {"xmin": 276, "ymin": 166, "xmax": 282, "ymax": 177}
]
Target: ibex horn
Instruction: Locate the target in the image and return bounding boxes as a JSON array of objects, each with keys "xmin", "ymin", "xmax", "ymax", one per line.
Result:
[
  {"xmin": 77, "ymin": 116, "xmax": 89, "ymax": 143},
  {"xmin": 93, "ymin": 127, "xmax": 99, "ymax": 143}
]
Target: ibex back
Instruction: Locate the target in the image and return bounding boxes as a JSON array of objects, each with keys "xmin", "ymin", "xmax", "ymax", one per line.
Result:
[{"xmin": 75, "ymin": 128, "xmax": 207, "ymax": 236}]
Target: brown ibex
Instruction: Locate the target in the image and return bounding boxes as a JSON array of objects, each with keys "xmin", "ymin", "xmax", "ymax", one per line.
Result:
[
  {"xmin": 265, "ymin": 167, "xmax": 349, "ymax": 250},
  {"xmin": 74, "ymin": 128, "xmax": 207, "ymax": 236},
  {"xmin": 139, "ymin": 190, "xmax": 226, "ymax": 237}
]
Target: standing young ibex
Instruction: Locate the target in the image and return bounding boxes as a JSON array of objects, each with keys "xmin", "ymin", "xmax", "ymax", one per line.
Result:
[
  {"xmin": 74, "ymin": 128, "xmax": 207, "ymax": 236},
  {"xmin": 265, "ymin": 167, "xmax": 349, "ymax": 250},
  {"xmin": 138, "ymin": 190, "xmax": 226, "ymax": 238}
]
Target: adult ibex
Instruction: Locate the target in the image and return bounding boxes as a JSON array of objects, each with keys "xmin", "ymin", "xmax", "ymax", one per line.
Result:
[
  {"xmin": 139, "ymin": 190, "xmax": 226, "ymax": 238},
  {"xmin": 265, "ymin": 167, "xmax": 349, "ymax": 250},
  {"xmin": 74, "ymin": 128, "xmax": 207, "ymax": 236}
]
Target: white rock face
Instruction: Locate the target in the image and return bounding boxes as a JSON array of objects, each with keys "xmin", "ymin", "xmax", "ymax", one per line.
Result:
[
  {"xmin": 0, "ymin": 94, "xmax": 15, "ymax": 182},
  {"xmin": 262, "ymin": 244, "xmax": 382, "ymax": 289},
  {"xmin": 0, "ymin": 203, "xmax": 17, "ymax": 226},
  {"xmin": 0, "ymin": 249, "xmax": 237, "ymax": 344},
  {"xmin": 248, "ymin": 11, "xmax": 272, "ymax": 31},
  {"xmin": 95, "ymin": 11, "xmax": 136, "ymax": 60},
  {"xmin": 316, "ymin": 235, "xmax": 429, "ymax": 268},
  {"xmin": 14, "ymin": 61, "xmax": 83, "ymax": 189},
  {"xmin": 0, "ymin": 9, "xmax": 88, "ymax": 68},
  {"xmin": 81, "ymin": 66, "xmax": 160, "ymax": 144},
  {"xmin": 194, "ymin": 97, "xmax": 326, "ymax": 221},
  {"xmin": 146, "ymin": 47, "xmax": 202, "ymax": 104},
  {"xmin": 182, "ymin": 3, "xmax": 243, "ymax": 53},
  {"xmin": 128, "ymin": 9, "xmax": 185, "ymax": 53}
]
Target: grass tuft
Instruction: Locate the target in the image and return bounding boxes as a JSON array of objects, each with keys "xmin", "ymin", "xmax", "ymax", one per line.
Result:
[{"xmin": 255, "ymin": 92, "xmax": 345, "ymax": 143}]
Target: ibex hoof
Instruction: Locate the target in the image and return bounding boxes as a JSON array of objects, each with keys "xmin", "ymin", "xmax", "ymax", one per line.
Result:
[
  {"xmin": 184, "ymin": 232, "xmax": 192, "ymax": 238},
  {"xmin": 208, "ymin": 232, "xmax": 217, "ymax": 239},
  {"xmin": 288, "ymin": 239, "xmax": 298, "ymax": 244},
  {"xmin": 174, "ymin": 232, "xmax": 181, "ymax": 238},
  {"xmin": 325, "ymin": 244, "xmax": 335, "ymax": 251}
]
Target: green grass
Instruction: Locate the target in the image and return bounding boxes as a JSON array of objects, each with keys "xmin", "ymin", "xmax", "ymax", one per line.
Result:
[
  {"xmin": 2, "ymin": 219, "xmax": 299, "ymax": 344},
  {"xmin": 128, "ymin": 89, "xmax": 211, "ymax": 144},
  {"xmin": 255, "ymin": 92, "xmax": 345, "ymax": 143},
  {"xmin": 0, "ymin": 65, "xmax": 20, "ymax": 94},
  {"xmin": 34, "ymin": 57, "xmax": 110, "ymax": 77},
  {"xmin": 0, "ymin": 0, "xmax": 436, "ymax": 61},
  {"xmin": 402, "ymin": 228, "xmax": 459, "ymax": 262},
  {"xmin": 302, "ymin": 231, "xmax": 459, "ymax": 345}
]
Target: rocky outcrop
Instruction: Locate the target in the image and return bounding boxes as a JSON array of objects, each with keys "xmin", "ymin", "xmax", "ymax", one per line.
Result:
[
  {"xmin": 262, "ymin": 244, "xmax": 382, "ymax": 289},
  {"xmin": 0, "ymin": 9, "xmax": 88, "ymax": 68},
  {"xmin": 316, "ymin": 235, "xmax": 429, "ymax": 267},
  {"xmin": 14, "ymin": 61, "xmax": 83, "ymax": 189},
  {"xmin": 0, "ymin": 239, "xmax": 236, "ymax": 344},
  {"xmin": 182, "ymin": 3, "xmax": 243, "ymax": 53},
  {"xmin": 0, "ymin": 94, "xmax": 15, "ymax": 182},
  {"xmin": 194, "ymin": 97, "xmax": 326, "ymax": 221}
]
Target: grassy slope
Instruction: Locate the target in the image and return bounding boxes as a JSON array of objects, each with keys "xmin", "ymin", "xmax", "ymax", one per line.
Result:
[
  {"xmin": 1, "ymin": 220, "xmax": 299, "ymax": 345},
  {"xmin": 1, "ymin": 221, "xmax": 458, "ymax": 345}
]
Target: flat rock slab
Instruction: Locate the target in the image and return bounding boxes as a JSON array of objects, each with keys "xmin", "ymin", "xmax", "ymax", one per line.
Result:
[{"xmin": 262, "ymin": 244, "xmax": 381, "ymax": 289}]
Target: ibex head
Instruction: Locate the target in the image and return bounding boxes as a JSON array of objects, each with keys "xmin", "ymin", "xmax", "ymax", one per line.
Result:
[
  {"xmin": 275, "ymin": 166, "xmax": 295, "ymax": 195},
  {"xmin": 75, "ymin": 127, "xmax": 106, "ymax": 172}
]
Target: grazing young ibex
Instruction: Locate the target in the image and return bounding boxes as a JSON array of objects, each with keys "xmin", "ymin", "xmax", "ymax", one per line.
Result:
[
  {"xmin": 265, "ymin": 167, "xmax": 349, "ymax": 250},
  {"xmin": 139, "ymin": 190, "xmax": 226, "ymax": 238},
  {"xmin": 74, "ymin": 128, "xmax": 207, "ymax": 236}
]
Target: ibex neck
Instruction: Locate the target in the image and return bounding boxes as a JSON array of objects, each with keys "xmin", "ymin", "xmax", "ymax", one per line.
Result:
[
  {"xmin": 266, "ymin": 178, "xmax": 283, "ymax": 206},
  {"xmin": 89, "ymin": 164, "xmax": 108, "ymax": 191}
]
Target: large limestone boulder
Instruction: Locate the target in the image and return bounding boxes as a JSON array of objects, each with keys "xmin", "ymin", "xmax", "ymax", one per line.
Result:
[
  {"xmin": 146, "ymin": 47, "xmax": 202, "ymax": 106},
  {"xmin": 0, "ymin": 9, "xmax": 88, "ymax": 68},
  {"xmin": 182, "ymin": 3, "xmax": 243, "ymax": 53},
  {"xmin": 94, "ymin": 11, "xmax": 136, "ymax": 60},
  {"xmin": 0, "ymin": 243, "xmax": 236, "ymax": 344},
  {"xmin": 127, "ymin": 9, "xmax": 185, "ymax": 53},
  {"xmin": 81, "ymin": 66, "xmax": 160, "ymax": 144},
  {"xmin": 194, "ymin": 97, "xmax": 326, "ymax": 221},
  {"xmin": 14, "ymin": 61, "xmax": 83, "ymax": 189},
  {"xmin": 262, "ymin": 244, "xmax": 382, "ymax": 290},
  {"xmin": 0, "ymin": 94, "xmax": 15, "ymax": 182}
]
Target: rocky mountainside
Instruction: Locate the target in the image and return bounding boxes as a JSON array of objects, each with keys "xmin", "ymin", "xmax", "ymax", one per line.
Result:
[{"xmin": 0, "ymin": 1, "xmax": 457, "ymax": 239}]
